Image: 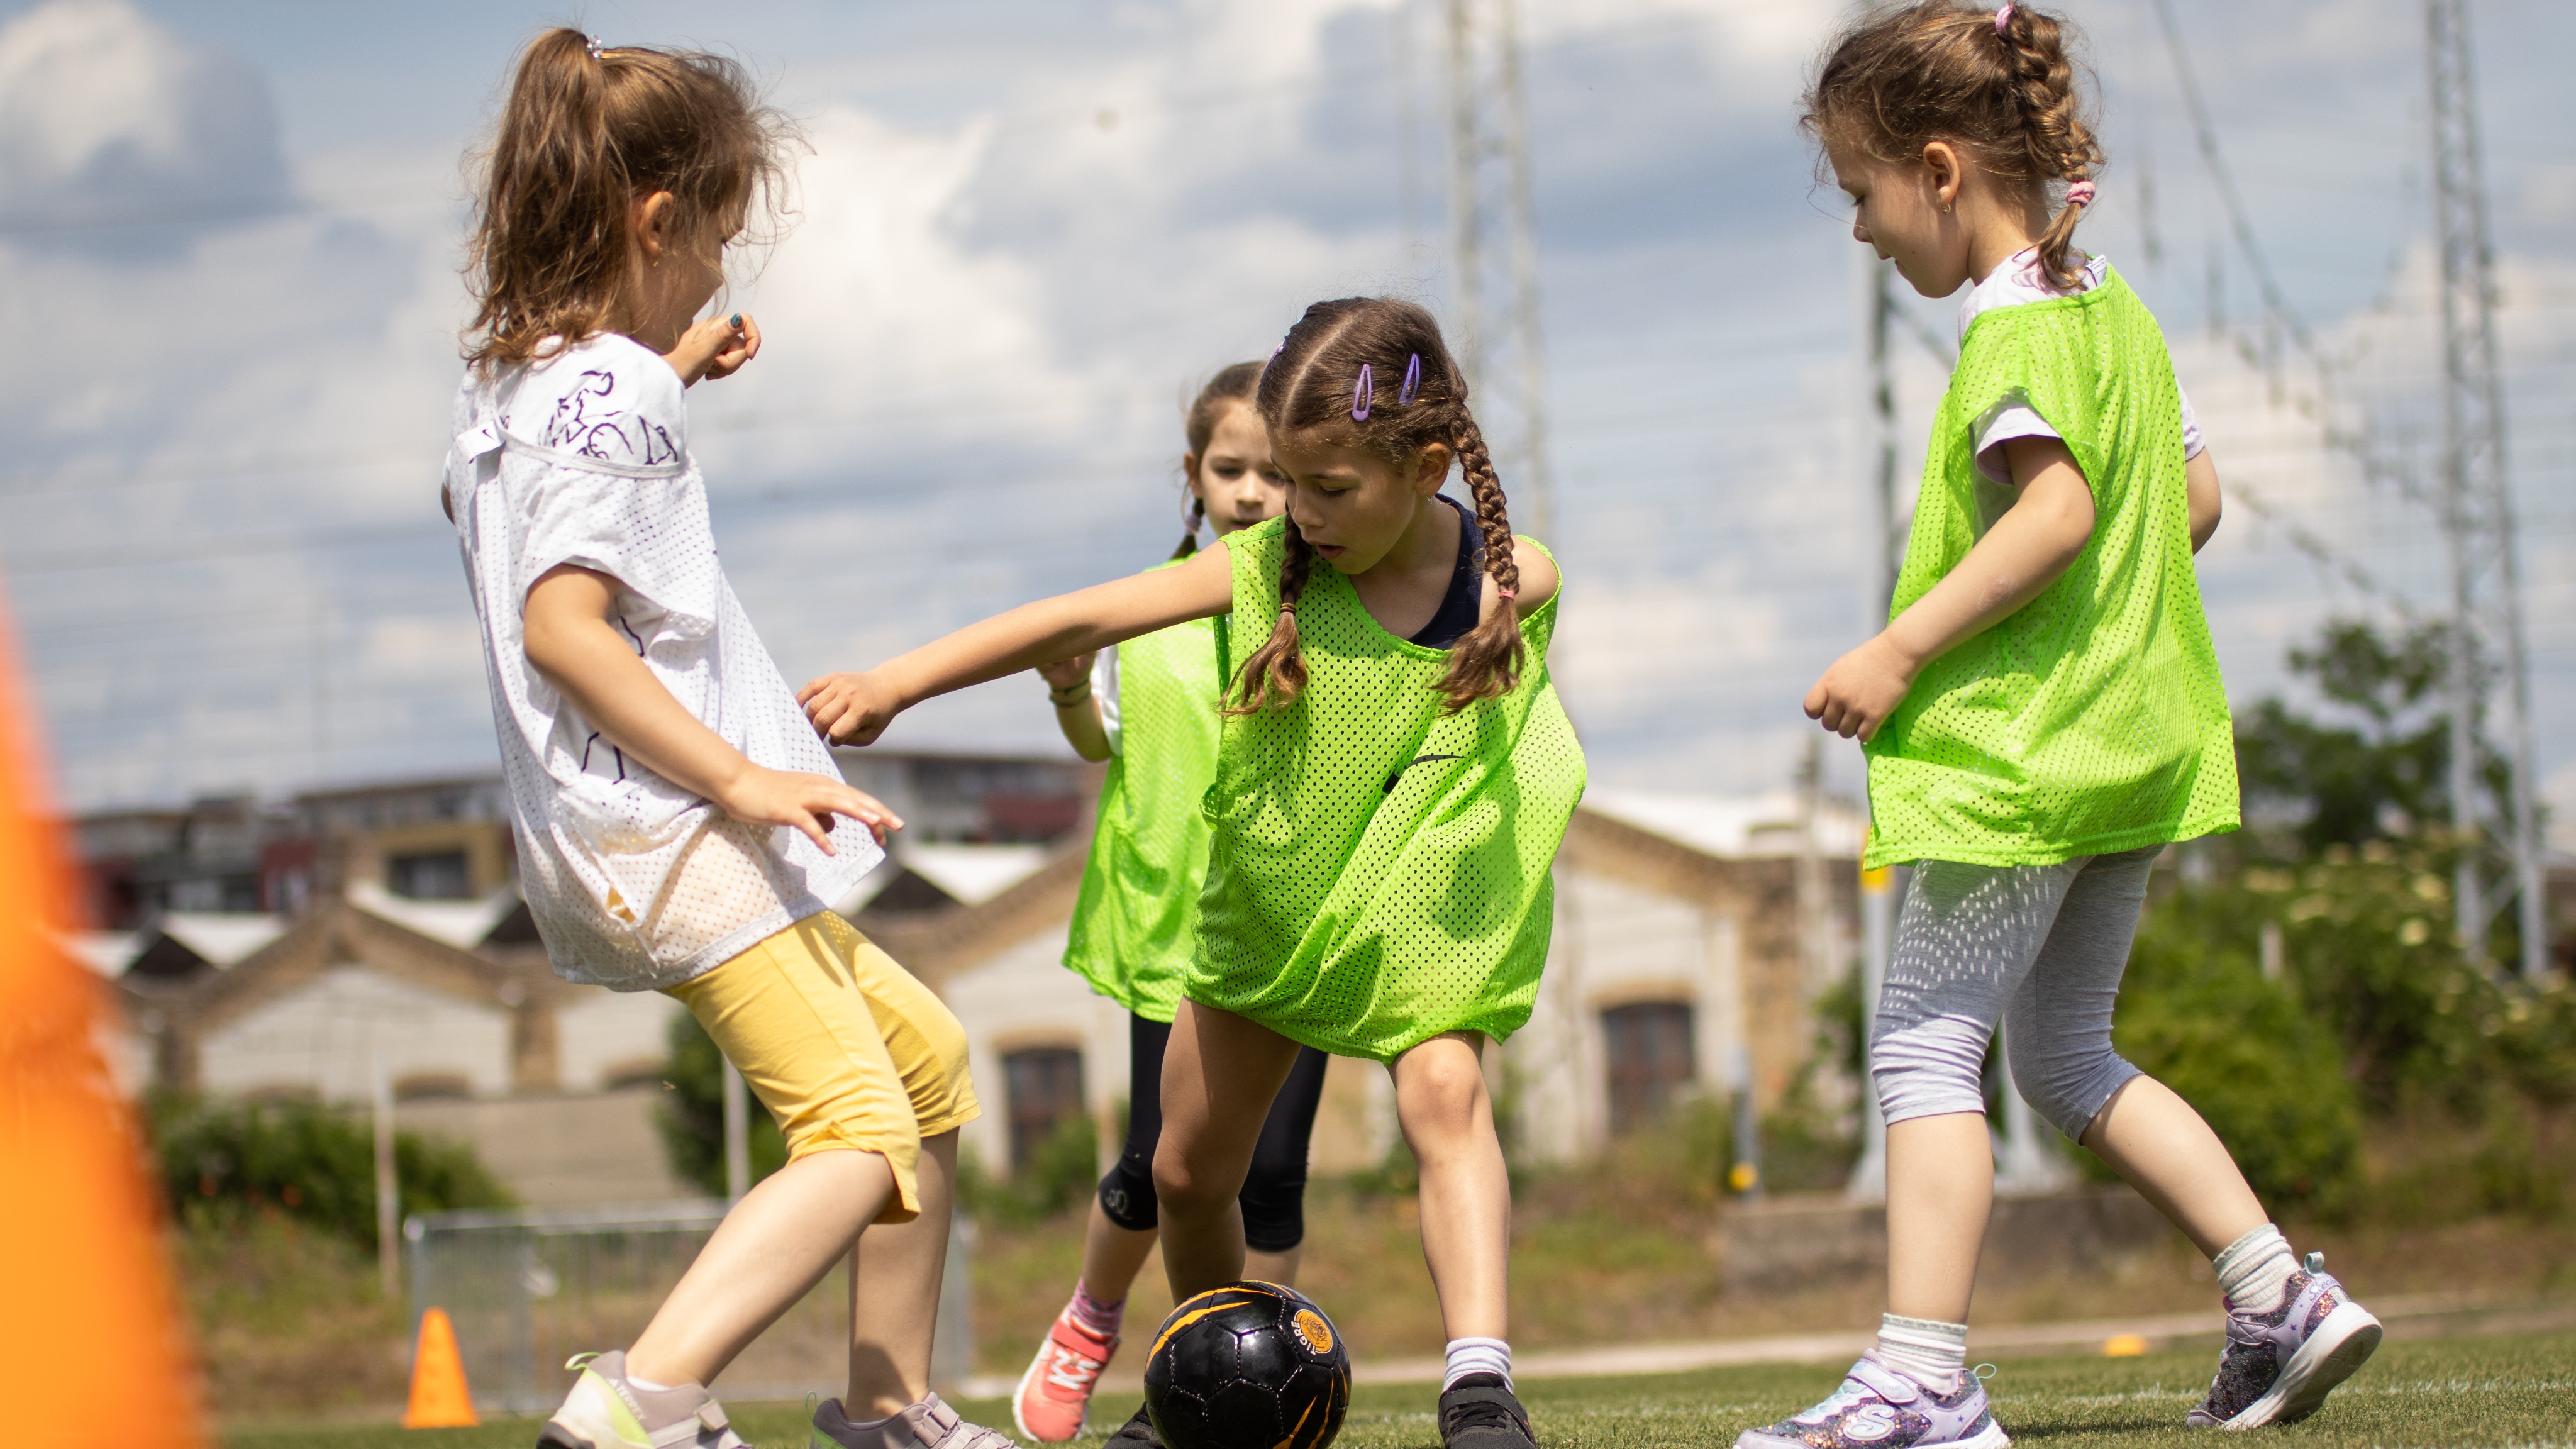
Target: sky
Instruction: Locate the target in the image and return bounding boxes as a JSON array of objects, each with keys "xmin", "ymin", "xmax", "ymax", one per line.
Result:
[{"xmin": 2, "ymin": 0, "xmax": 2572, "ymax": 849}]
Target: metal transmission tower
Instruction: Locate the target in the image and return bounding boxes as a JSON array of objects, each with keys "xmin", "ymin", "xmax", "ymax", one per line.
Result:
[
  {"xmin": 1441, "ymin": 0, "xmax": 1553, "ymax": 542},
  {"xmin": 2426, "ymin": 0, "xmax": 2547, "ymax": 979}
]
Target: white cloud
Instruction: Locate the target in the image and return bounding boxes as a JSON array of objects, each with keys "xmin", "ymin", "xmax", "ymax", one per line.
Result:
[{"xmin": 0, "ymin": 0, "xmax": 285, "ymax": 244}]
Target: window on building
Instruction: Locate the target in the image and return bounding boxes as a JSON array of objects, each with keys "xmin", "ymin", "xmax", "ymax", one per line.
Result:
[
  {"xmin": 1601, "ymin": 1002, "xmax": 1696, "ymax": 1136},
  {"xmin": 389, "ymin": 849, "xmax": 472, "ymax": 900},
  {"xmin": 1002, "ymin": 1046, "xmax": 1085, "ymax": 1173}
]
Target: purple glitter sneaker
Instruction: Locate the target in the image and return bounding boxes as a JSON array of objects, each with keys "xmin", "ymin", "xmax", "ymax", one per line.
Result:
[
  {"xmin": 2186, "ymin": 1252, "xmax": 2382, "ymax": 1429},
  {"xmin": 1735, "ymin": 1355, "xmax": 2007, "ymax": 1449}
]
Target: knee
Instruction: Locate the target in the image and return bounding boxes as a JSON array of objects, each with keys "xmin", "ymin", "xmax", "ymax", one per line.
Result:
[
  {"xmin": 2005, "ymin": 1026, "xmax": 2135, "ymax": 1140},
  {"xmin": 1098, "ymin": 1155, "xmax": 1158, "ymax": 1231},
  {"xmin": 1152, "ymin": 1135, "xmax": 1235, "ymax": 1219},
  {"xmin": 1396, "ymin": 1050, "xmax": 1487, "ymax": 1123},
  {"xmin": 1870, "ymin": 1018, "xmax": 1992, "ymax": 1124}
]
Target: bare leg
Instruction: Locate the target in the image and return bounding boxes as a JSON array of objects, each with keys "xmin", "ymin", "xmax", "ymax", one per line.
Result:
[
  {"xmin": 845, "ymin": 1130, "xmax": 959, "ymax": 1417},
  {"xmin": 1152, "ymin": 1002, "xmax": 1303, "ymax": 1301},
  {"xmin": 1077, "ymin": 1203, "xmax": 1163, "ymax": 1302},
  {"xmin": 1884, "ymin": 1112, "xmax": 1992, "ymax": 1325},
  {"xmin": 1245, "ymin": 1246, "xmax": 1302, "ymax": 1285},
  {"xmin": 629, "ymin": 1148, "xmax": 896, "ymax": 1387},
  {"xmin": 2080, "ymin": 1076, "xmax": 2268, "ymax": 1258},
  {"xmin": 1391, "ymin": 1032, "xmax": 1509, "ymax": 1341}
]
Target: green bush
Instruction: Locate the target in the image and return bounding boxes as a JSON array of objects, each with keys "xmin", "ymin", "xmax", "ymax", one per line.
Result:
[
  {"xmin": 2107, "ymin": 887, "xmax": 2365, "ymax": 1214},
  {"xmin": 148, "ymin": 1093, "xmax": 513, "ymax": 1249},
  {"xmin": 656, "ymin": 1010, "xmax": 788, "ymax": 1196},
  {"xmin": 957, "ymin": 1114, "xmax": 1099, "ymax": 1228}
]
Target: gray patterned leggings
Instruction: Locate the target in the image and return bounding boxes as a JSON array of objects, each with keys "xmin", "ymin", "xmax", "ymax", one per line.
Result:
[{"xmin": 1870, "ymin": 845, "xmax": 2160, "ymax": 1139}]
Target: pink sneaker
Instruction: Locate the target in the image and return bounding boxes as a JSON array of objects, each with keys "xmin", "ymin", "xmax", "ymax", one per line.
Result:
[{"xmin": 1013, "ymin": 1304, "xmax": 1119, "ymax": 1443}]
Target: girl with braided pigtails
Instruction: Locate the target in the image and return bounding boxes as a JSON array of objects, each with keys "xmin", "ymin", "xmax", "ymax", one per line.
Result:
[
  {"xmin": 1741, "ymin": 8, "xmax": 2379, "ymax": 1448},
  {"xmin": 802, "ymin": 298, "xmax": 1582, "ymax": 1449}
]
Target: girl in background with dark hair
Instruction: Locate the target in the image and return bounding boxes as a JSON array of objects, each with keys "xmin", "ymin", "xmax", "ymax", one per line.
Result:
[
  {"xmin": 447, "ymin": 29, "xmax": 1013, "ymax": 1449},
  {"xmin": 1743, "ymin": 6, "xmax": 2379, "ymax": 1447},
  {"xmin": 1009, "ymin": 364, "xmax": 1327, "ymax": 1445},
  {"xmin": 802, "ymin": 298, "xmax": 1584, "ymax": 1449}
]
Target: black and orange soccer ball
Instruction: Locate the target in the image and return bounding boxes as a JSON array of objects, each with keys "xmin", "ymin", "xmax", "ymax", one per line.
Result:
[{"xmin": 1143, "ymin": 1281, "xmax": 1350, "ymax": 1449}]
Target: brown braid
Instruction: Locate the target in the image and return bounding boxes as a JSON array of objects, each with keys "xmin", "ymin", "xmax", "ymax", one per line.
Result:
[
  {"xmin": 1441, "ymin": 418, "xmax": 1526, "ymax": 709},
  {"xmin": 1230, "ymin": 297, "xmax": 1526, "ymax": 715},
  {"xmin": 1801, "ymin": 3, "xmax": 2105, "ymax": 291}
]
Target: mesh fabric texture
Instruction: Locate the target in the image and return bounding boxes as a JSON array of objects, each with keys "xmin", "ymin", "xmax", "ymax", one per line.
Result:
[
  {"xmin": 1062, "ymin": 560, "xmax": 1230, "ymax": 1022},
  {"xmin": 1865, "ymin": 267, "xmax": 2238, "ymax": 869},
  {"xmin": 1189, "ymin": 516, "xmax": 1586, "ymax": 1062}
]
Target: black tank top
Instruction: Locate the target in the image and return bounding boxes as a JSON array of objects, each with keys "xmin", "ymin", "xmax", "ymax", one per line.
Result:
[{"xmin": 1407, "ymin": 494, "xmax": 1484, "ymax": 650}]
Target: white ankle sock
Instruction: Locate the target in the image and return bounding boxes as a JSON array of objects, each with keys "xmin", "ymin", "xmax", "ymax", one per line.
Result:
[
  {"xmin": 626, "ymin": 1374, "xmax": 675, "ymax": 1392},
  {"xmin": 2213, "ymin": 1224, "xmax": 2297, "ymax": 1313},
  {"xmin": 1875, "ymin": 1314, "xmax": 1967, "ymax": 1389},
  {"xmin": 1443, "ymin": 1338, "xmax": 1513, "ymax": 1391}
]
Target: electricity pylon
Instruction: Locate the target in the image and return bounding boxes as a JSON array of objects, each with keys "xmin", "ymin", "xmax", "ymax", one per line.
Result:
[
  {"xmin": 2426, "ymin": 0, "xmax": 2548, "ymax": 979},
  {"xmin": 1442, "ymin": 0, "xmax": 1553, "ymax": 543}
]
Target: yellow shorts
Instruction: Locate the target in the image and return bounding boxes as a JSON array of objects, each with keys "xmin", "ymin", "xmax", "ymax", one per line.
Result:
[{"xmin": 664, "ymin": 911, "xmax": 979, "ymax": 1223}]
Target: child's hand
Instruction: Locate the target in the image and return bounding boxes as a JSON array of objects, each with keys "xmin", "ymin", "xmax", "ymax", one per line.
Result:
[
  {"xmin": 1035, "ymin": 653, "xmax": 1095, "ymax": 691},
  {"xmin": 662, "ymin": 313, "xmax": 760, "ymax": 386},
  {"xmin": 797, "ymin": 670, "xmax": 902, "ymax": 747},
  {"xmin": 1803, "ymin": 633, "xmax": 1919, "ymax": 743},
  {"xmin": 714, "ymin": 765, "xmax": 902, "ymax": 850}
]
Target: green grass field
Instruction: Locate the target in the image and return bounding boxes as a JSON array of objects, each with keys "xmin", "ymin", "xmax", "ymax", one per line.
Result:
[{"xmin": 224, "ymin": 1331, "xmax": 2574, "ymax": 1449}]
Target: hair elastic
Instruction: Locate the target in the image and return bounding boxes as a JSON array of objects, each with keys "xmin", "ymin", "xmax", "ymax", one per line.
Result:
[
  {"xmin": 1993, "ymin": 3, "xmax": 2014, "ymax": 34},
  {"xmin": 1496, "ymin": 587, "xmax": 1517, "ymax": 601},
  {"xmin": 585, "ymin": 34, "xmax": 606, "ymax": 60},
  {"xmin": 2063, "ymin": 179, "xmax": 2096, "ymax": 208},
  {"xmin": 1351, "ymin": 363, "xmax": 1374, "ymax": 422},
  {"xmin": 1397, "ymin": 353, "xmax": 1423, "ymax": 406}
]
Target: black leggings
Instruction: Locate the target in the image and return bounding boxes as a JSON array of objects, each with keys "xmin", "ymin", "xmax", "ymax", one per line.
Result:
[{"xmin": 1097, "ymin": 1014, "xmax": 1331, "ymax": 1253}]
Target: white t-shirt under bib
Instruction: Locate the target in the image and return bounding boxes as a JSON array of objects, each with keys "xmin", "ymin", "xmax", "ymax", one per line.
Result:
[
  {"xmin": 444, "ymin": 332, "xmax": 881, "ymax": 991},
  {"xmin": 1959, "ymin": 249, "xmax": 2206, "ymax": 487}
]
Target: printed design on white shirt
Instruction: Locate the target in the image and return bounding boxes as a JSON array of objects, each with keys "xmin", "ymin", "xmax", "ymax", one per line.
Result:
[
  {"xmin": 445, "ymin": 331, "xmax": 882, "ymax": 992},
  {"xmin": 541, "ymin": 369, "xmax": 683, "ymax": 466}
]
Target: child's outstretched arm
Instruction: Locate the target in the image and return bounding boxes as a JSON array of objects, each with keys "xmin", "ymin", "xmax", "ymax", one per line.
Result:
[
  {"xmin": 1806, "ymin": 436, "xmax": 2096, "ymax": 741},
  {"xmin": 524, "ymin": 564, "xmax": 901, "ymax": 850},
  {"xmin": 800, "ymin": 541, "xmax": 1235, "ymax": 747}
]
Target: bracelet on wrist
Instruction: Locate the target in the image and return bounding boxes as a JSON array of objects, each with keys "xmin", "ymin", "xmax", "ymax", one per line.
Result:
[{"xmin": 1048, "ymin": 682, "xmax": 1092, "ymax": 707}]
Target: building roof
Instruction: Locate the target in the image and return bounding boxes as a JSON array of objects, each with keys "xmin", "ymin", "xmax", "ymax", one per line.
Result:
[
  {"xmin": 345, "ymin": 880, "xmax": 523, "ymax": 950},
  {"xmin": 1581, "ymin": 790, "xmax": 1865, "ymax": 861}
]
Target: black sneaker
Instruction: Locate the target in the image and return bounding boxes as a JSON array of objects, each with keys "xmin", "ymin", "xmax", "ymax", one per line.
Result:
[
  {"xmin": 1103, "ymin": 1404, "xmax": 1163, "ymax": 1449},
  {"xmin": 1439, "ymin": 1374, "xmax": 1535, "ymax": 1449}
]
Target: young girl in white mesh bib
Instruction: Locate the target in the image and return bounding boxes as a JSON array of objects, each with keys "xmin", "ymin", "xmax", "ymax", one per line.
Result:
[{"xmin": 445, "ymin": 30, "xmax": 1013, "ymax": 1449}]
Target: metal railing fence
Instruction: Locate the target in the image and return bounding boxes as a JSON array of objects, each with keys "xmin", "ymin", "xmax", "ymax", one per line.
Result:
[{"xmin": 406, "ymin": 1200, "xmax": 973, "ymax": 1414}]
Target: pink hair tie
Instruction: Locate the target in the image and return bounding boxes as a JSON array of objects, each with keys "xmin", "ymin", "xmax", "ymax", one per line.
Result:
[
  {"xmin": 1496, "ymin": 587, "xmax": 1517, "ymax": 602},
  {"xmin": 1994, "ymin": 3, "xmax": 2014, "ymax": 33},
  {"xmin": 2064, "ymin": 180, "xmax": 2096, "ymax": 208}
]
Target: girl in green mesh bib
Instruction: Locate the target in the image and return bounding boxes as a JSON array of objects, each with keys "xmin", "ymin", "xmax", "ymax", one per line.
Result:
[
  {"xmin": 1009, "ymin": 363, "xmax": 1336, "ymax": 1445},
  {"xmin": 1743, "ymin": 9, "xmax": 2379, "ymax": 1449},
  {"xmin": 802, "ymin": 298, "xmax": 1581, "ymax": 1449}
]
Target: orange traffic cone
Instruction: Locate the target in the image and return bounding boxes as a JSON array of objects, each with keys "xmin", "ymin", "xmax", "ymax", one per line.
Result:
[
  {"xmin": 0, "ymin": 586, "xmax": 204, "ymax": 1438},
  {"xmin": 402, "ymin": 1307, "xmax": 482, "ymax": 1428}
]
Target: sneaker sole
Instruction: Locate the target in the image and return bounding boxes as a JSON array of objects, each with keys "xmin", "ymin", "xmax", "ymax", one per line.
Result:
[
  {"xmin": 1735, "ymin": 1421, "xmax": 2007, "ymax": 1449},
  {"xmin": 2223, "ymin": 1302, "xmax": 2383, "ymax": 1430}
]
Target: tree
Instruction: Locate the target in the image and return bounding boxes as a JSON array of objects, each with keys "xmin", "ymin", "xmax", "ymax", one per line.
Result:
[{"xmin": 2233, "ymin": 618, "xmax": 2450, "ymax": 854}]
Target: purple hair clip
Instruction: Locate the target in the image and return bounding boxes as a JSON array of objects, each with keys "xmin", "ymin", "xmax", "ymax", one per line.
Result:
[
  {"xmin": 1351, "ymin": 363, "xmax": 1374, "ymax": 422},
  {"xmin": 1397, "ymin": 352, "xmax": 1422, "ymax": 406}
]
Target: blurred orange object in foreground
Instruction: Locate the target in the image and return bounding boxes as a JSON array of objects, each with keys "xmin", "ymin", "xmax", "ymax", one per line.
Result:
[{"xmin": 0, "ymin": 587, "xmax": 206, "ymax": 1445}]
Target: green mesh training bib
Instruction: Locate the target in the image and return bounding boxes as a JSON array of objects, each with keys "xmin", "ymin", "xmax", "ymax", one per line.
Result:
[
  {"xmin": 1189, "ymin": 516, "xmax": 1587, "ymax": 1062},
  {"xmin": 1060, "ymin": 560, "xmax": 1228, "ymax": 1023},
  {"xmin": 1865, "ymin": 267, "xmax": 2238, "ymax": 869}
]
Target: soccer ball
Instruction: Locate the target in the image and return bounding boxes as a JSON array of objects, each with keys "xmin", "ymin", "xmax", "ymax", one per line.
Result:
[{"xmin": 1142, "ymin": 1281, "xmax": 1350, "ymax": 1449}]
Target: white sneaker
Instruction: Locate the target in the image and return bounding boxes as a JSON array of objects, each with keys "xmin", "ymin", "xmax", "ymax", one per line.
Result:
[
  {"xmin": 538, "ymin": 1350, "xmax": 747, "ymax": 1449},
  {"xmin": 813, "ymin": 1391, "xmax": 1018, "ymax": 1449}
]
